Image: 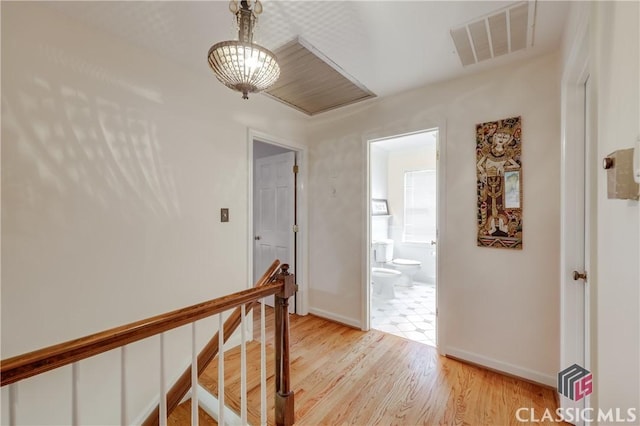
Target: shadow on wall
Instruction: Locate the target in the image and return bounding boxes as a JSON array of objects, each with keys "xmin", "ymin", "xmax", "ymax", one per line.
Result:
[
  {"xmin": 2, "ymin": 40, "xmax": 180, "ymax": 228},
  {"xmin": 1, "ymin": 22, "xmax": 194, "ymax": 426}
]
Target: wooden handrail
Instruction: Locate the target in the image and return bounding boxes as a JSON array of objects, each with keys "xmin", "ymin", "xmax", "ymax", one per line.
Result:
[
  {"xmin": 1, "ymin": 260, "xmax": 282, "ymax": 387},
  {"xmin": 142, "ymin": 261, "xmax": 284, "ymax": 425}
]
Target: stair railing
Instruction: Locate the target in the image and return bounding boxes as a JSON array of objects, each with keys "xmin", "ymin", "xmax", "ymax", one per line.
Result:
[{"xmin": 1, "ymin": 259, "xmax": 296, "ymax": 426}]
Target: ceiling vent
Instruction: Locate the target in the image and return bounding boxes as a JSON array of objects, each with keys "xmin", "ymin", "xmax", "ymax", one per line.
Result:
[
  {"xmin": 450, "ymin": 1, "xmax": 535, "ymax": 67},
  {"xmin": 264, "ymin": 37, "xmax": 376, "ymax": 116}
]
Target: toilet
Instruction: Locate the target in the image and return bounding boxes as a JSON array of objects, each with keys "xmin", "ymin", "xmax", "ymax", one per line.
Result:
[
  {"xmin": 371, "ymin": 267, "xmax": 402, "ymax": 299},
  {"xmin": 372, "ymin": 239, "xmax": 422, "ymax": 286},
  {"xmin": 390, "ymin": 258, "xmax": 421, "ymax": 286}
]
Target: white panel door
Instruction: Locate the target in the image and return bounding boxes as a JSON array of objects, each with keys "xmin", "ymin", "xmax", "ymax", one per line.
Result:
[
  {"xmin": 254, "ymin": 151, "xmax": 295, "ymax": 309},
  {"xmin": 560, "ymin": 76, "xmax": 590, "ymax": 420}
]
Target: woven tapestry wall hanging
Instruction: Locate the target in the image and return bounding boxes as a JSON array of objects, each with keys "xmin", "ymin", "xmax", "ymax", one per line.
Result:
[{"xmin": 476, "ymin": 116, "xmax": 522, "ymax": 249}]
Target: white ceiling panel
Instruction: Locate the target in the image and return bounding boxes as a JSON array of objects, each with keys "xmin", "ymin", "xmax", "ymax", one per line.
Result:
[{"xmin": 43, "ymin": 1, "xmax": 571, "ymax": 111}]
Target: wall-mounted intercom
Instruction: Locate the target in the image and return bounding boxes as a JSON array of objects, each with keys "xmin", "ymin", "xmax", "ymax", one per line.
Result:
[{"xmin": 603, "ymin": 147, "xmax": 640, "ymax": 200}]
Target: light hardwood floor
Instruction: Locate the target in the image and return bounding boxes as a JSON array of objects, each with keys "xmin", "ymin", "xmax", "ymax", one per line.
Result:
[{"xmin": 170, "ymin": 308, "xmax": 563, "ymax": 425}]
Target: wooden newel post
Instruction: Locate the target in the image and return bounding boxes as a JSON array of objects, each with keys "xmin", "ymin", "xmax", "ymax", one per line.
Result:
[{"xmin": 274, "ymin": 264, "xmax": 297, "ymax": 426}]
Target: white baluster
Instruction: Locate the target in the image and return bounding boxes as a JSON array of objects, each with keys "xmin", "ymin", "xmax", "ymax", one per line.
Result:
[
  {"xmin": 218, "ymin": 314, "xmax": 225, "ymax": 426},
  {"xmin": 9, "ymin": 383, "xmax": 17, "ymax": 426},
  {"xmin": 260, "ymin": 299, "xmax": 266, "ymax": 426},
  {"xmin": 240, "ymin": 304, "xmax": 247, "ymax": 426},
  {"xmin": 191, "ymin": 323, "xmax": 199, "ymax": 426},
  {"xmin": 159, "ymin": 333, "xmax": 167, "ymax": 426},
  {"xmin": 72, "ymin": 362, "xmax": 79, "ymax": 426},
  {"xmin": 121, "ymin": 346, "xmax": 128, "ymax": 425}
]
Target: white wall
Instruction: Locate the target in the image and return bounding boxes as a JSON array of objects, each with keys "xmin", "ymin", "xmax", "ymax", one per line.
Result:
[
  {"xmin": 387, "ymin": 146, "xmax": 437, "ymax": 283},
  {"xmin": 387, "ymin": 146, "xmax": 436, "ymax": 221},
  {"xmin": 370, "ymin": 145, "xmax": 388, "ymax": 200},
  {"xmin": 308, "ymin": 52, "xmax": 561, "ymax": 385},
  {"xmin": 1, "ymin": 3, "xmax": 307, "ymax": 424},
  {"xmin": 590, "ymin": 1, "xmax": 640, "ymax": 415}
]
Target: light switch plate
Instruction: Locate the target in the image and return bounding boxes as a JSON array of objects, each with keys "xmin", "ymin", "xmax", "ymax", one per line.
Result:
[{"xmin": 221, "ymin": 208, "xmax": 229, "ymax": 222}]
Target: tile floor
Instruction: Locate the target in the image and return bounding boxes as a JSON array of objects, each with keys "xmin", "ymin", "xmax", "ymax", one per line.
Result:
[{"xmin": 371, "ymin": 281, "xmax": 436, "ymax": 347}]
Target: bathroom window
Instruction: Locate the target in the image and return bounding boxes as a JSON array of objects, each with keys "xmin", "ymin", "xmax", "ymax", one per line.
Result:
[{"xmin": 403, "ymin": 170, "xmax": 436, "ymax": 243}]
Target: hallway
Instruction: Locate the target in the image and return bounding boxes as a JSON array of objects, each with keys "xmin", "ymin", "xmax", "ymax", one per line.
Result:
[{"xmin": 173, "ymin": 309, "xmax": 562, "ymax": 425}]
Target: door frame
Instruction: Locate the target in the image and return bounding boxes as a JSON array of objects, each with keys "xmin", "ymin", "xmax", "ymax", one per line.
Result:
[
  {"xmin": 560, "ymin": 8, "xmax": 594, "ymax": 414},
  {"xmin": 247, "ymin": 128, "xmax": 308, "ymax": 315},
  {"xmin": 363, "ymin": 121, "xmax": 447, "ymax": 353}
]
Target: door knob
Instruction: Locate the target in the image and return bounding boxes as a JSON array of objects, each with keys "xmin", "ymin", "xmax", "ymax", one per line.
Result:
[
  {"xmin": 572, "ymin": 271, "xmax": 587, "ymax": 281},
  {"xmin": 254, "ymin": 236, "xmax": 261, "ymax": 240}
]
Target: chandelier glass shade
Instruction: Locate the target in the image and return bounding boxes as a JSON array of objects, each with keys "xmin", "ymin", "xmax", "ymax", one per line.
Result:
[{"xmin": 208, "ymin": 1, "xmax": 280, "ymax": 99}]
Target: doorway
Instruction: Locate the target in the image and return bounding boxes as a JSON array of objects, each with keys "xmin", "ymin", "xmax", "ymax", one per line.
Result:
[
  {"xmin": 249, "ymin": 131, "xmax": 307, "ymax": 315},
  {"xmin": 367, "ymin": 129, "xmax": 439, "ymax": 347},
  {"xmin": 560, "ymin": 18, "xmax": 591, "ymax": 418}
]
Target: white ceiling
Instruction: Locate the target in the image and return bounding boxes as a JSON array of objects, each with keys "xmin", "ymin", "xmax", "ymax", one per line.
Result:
[{"xmin": 45, "ymin": 0, "xmax": 570, "ymax": 101}]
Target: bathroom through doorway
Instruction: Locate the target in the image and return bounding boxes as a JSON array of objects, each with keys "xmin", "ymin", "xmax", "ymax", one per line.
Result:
[{"xmin": 367, "ymin": 129, "xmax": 439, "ymax": 347}]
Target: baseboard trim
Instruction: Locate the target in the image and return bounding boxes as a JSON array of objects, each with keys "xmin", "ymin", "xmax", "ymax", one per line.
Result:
[
  {"xmin": 130, "ymin": 332, "xmax": 244, "ymax": 424},
  {"xmin": 197, "ymin": 384, "xmax": 243, "ymax": 424},
  {"xmin": 308, "ymin": 307, "xmax": 362, "ymax": 329},
  {"xmin": 131, "ymin": 394, "xmax": 161, "ymax": 425},
  {"xmin": 223, "ymin": 332, "xmax": 245, "ymax": 352},
  {"xmin": 443, "ymin": 346, "xmax": 556, "ymax": 387}
]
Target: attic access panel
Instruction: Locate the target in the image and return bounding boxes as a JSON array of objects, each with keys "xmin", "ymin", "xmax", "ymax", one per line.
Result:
[{"xmin": 264, "ymin": 37, "xmax": 376, "ymax": 115}]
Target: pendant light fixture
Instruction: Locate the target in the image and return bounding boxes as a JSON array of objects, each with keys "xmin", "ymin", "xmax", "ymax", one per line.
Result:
[{"xmin": 207, "ymin": 0, "xmax": 280, "ymax": 99}]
